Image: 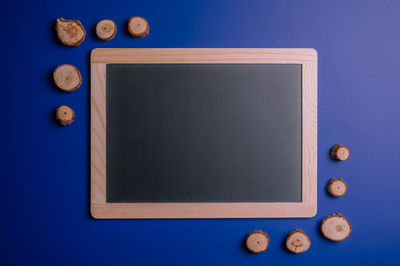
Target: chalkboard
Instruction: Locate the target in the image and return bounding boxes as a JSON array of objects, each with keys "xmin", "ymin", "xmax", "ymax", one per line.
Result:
[
  {"xmin": 106, "ymin": 64, "xmax": 301, "ymax": 203},
  {"xmin": 90, "ymin": 48, "xmax": 317, "ymax": 218}
]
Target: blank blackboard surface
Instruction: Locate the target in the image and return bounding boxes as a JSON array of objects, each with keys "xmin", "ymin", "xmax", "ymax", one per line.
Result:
[{"xmin": 106, "ymin": 64, "xmax": 302, "ymax": 203}]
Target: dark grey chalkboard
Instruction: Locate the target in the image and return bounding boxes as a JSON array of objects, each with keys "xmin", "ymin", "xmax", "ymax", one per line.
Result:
[{"xmin": 106, "ymin": 64, "xmax": 302, "ymax": 203}]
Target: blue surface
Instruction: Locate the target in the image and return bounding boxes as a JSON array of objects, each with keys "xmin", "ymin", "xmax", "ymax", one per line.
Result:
[{"xmin": 1, "ymin": 0, "xmax": 399, "ymax": 265}]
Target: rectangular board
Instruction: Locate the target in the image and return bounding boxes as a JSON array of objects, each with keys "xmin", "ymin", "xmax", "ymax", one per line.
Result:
[
  {"xmin": 91, "ymin": 48, "xmax": 318, "ymax": 218},
  {"xmin": 106, "ymin": 64, "xmax": 302, "ymax": 203}
]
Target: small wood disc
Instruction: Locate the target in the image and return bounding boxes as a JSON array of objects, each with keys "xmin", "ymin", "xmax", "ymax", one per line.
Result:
[
  {"xmin": 55, "ymin": 18, "xmax": 86, "ymax": 47},
  {"xmin": 56, "ymin": 105, "xmax": 75, "ymax": 125},
  {"xmin": 96, "ymin": 19, "xmax": 117, "ymax": 41},
  {"xmin": 327, "ymin": 178, "xmax": 348, "ymax": 197},
  {"xmin": 245, "ymin": 230, "xmax": 269, "ymax": 253},
  {"xmin": 286, "ymin": 229, "xmax": 311, "ymax": 254},
  {"xmin": 53, "ymin": 64, "xmax": 82, "ymax": 92},
  {"xmin": 320, "ymin": 214, "xmax": 351, "ymax": 242},
  {"xmin": 330, "ymin": 144, "xmax": 350, "ymax": 161},
  {"xmin": 128, "ymin": 16, "xmax": 149, "ymax": 38}
]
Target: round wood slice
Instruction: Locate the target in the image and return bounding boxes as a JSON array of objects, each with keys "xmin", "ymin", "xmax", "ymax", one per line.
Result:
[
  {"xmin": 327, "ymin": 178, "xmax": 348, "ymax": 197},
  {"xmin": 330, "ymin": 144, "xmax": 350, "ymax": 161},
  {"xmin": 245, "ymin": 230, "xmax": 269, "ymax": 253},
  {"xmin": 128, "ymin": 16, "xmax": 149, "ymax": 38},
  {"xmin": 320, "ymin": 214, "xmax": 351, "ymax": 242},
  {"xmin": 55, "ymin": 18, "xmax": 86, "ymax": 47},
  {"xmin": 96, "ymin": 19, "xmax": 117, "ymax": 41},
  {"xmin": 286, "ymin": 229, "xmax": 311, "ymax": 254},
  {"xmin": 53, "ymin": 64, "xmax": 82, "ymax": 92},
  {"xmin": 56, "ymin": 105, "xmax": 75, "ymax": 125}
]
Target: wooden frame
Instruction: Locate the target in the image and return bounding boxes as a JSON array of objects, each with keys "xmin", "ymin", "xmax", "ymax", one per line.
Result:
[{"xmin": 91, "ymin": 48, "xmax": 318, "ymax": 219}]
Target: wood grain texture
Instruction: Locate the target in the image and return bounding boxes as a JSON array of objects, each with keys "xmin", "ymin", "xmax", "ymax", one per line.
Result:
[
  {"xmin": 91, "ymin": 48, "xmax": 317, "ymax": 64},
  {"xmin": 91, "ymin": 203, "xmax": 317, "ymax": 219},
  {"xmin": 302, "ymin": 62, "xmax": 318, "ymax": 208},
  {"xmin": 91, "ymin": 63, "xmax": 106, "ymax": 205},
  {"xmin": 246, "ymin": 230, "xmax": 269, "ymax": 253},
  {"xmin": 90, "ymin": 48, "xmax": 318, "ymax": 219}
]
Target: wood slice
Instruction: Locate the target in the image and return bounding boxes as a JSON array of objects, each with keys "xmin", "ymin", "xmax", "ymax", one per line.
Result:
[
  {"xmin": 55, "ymin": 18, "xmax": 86, "ymax": 47},
  {"xmin": 96, "ymin": 19, "xmax": 117, "ymax": 41},
  {"xmin": 56, "ymin": 105, "xmax": 75, "ymax": 125},
  {"xmin": 128, "ymin": 16, "xmax": 149, "ymax": 38},
  {"xmin": 286, "ymin": 229, "xmax": 311, "ymax": 254},
  {"xmin": 245, "ymin": 230, "xmax": 269, "ymax": 253},
  {"xmin": 330, "ymin": 144, "xmax": 350, "ymax": 161},
  {"xmin": 320, "ymin": 214, "xmax": 351, "ymax": 242},
  {"xmin": 327, "ymin": 178, "xmax": 348, "ymax": 197},
  {"xmin": 53, "ymin": 64, "xmax": 82, "ymax": 92}
]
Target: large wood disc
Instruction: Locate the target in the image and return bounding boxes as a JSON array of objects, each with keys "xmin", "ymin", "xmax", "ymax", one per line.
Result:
[
  {"xmin": 330, "ymin": 144, "xmax": 350, "ymax": 161},
  {"xmin": 286, "ymin": 229, "xmax": 311, "ymax": 254},
  {"xmin": 96, "ymin": 19, "xmax": 117, "ymax": 41},
  {"xmin": 321, "ymin": 214, "xmax": 351, "ymax": 242},
  {"xmin": 327, "ymin": 178, "xmax": 348, "ymax": 197},
  {"xmin": 55, "ymin": 18, "xmax": 86, "ymax": 47},
  {"xmin": 128, "ymin": 16, "xmax": 149, "ymax": 38},
  {"xmin": 245, "ymin": 230, "xmax": 269, "ymax": 253},
  {"xmin": 56, "ymin": 105, "xmax": 75, "ymax": 125},
  {"xmin": 53, "ymin": 64, "xmax": 82, "ymax": 92}
]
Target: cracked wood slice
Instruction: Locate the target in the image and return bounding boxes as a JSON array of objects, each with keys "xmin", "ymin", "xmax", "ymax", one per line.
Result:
[
  {"xmin": 128, "ymin": 16, "xmax": 149, "ymax": 38},
  {"xmin": 53, "ymin": 64, "xmax": 82, "ymax": 92},
  {"xmin": 96, "ymin": 19, "xmax": 117, "ymax": 41},
  {"xmin": 327, "ymin": 178, "xmax": 348, "ymax": 197},
  {"xmin": 286, "ymin": 229, "xmax": 311, "ymax": 254},
  {"xmin": 330, "ymin": 144, "xmax": 350, "ymax": 161},
  {"xmin": 56, "ymin": 105, "xmax": 75, "ymax": 125},
  {"xmin": 55, "ymin": 18, "xmax": 86, "ymax": 46},
  {"xmin": 245, "ymin": 230, "xmax": 269, "ymax": 253},
  {"xmin": 320, "ymin": 214, "xmax": 351, "ymax": 242}
]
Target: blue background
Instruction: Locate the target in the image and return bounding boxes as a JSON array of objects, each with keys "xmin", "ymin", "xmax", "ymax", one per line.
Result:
[{"xmin": 1, "ymin": 0, "xmax": 399, "ymax": 265}]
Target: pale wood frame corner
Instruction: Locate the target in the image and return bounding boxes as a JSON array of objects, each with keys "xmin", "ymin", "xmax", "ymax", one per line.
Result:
[{"xmin": 90, "ymin": 48, "xmax": 318, "ymax": 219}]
